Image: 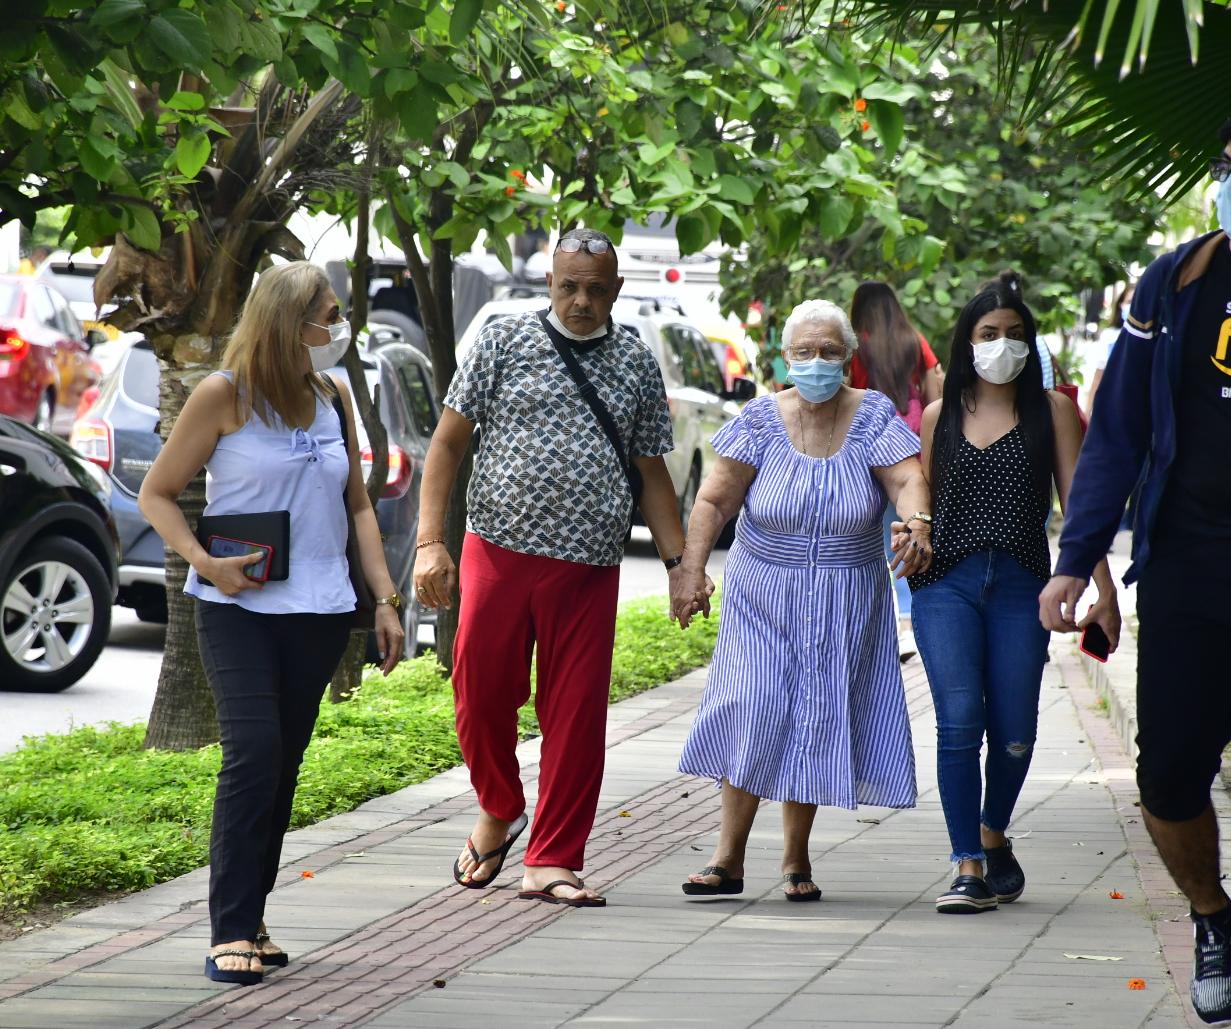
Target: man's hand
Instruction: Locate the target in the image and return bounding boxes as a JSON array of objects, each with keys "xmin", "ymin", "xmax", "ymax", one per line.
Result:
[
  {"xmin": 1039, "ymin": 574, "xmax": 1088, "ymax": 632},
  {"xmin": 1078, "ymin": 593, "xmax": 1122, "ymax": 655},
  {"xmin": 413, "ymin": 542, "xmax": 458, "ymax": 610}
]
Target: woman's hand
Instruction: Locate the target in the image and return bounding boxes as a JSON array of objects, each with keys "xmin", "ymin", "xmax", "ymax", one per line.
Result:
[
  {"xmin": 199, "ymin": 553, "xmax": 265, "ymax": 597},
  {"xmin": 670, "ymin": 566, "xmax": 712, "ymax": 630},
  {"xmin": 374, "ymin": 603, "xmax": 405, "ymax": 675},
  {"xmin": 413, "ymin": 542, "xmax": 458, "ymax": 610},
  {"xmin": 1078, "ymin": 591, "xmax": 1122, "ymax": 655},
  {"xmin": 888, "ymin": 520, "xmax": 933, "ymax": 579}
]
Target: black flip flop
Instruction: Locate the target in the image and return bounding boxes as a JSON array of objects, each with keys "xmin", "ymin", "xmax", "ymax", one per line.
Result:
[
  {"xmin": 254, "ymin": 932, "xmax": 289, "ymax": 967},
  {"xmin": 452, "ymin": 812, "xmax": 529, "ymax": 889},
  {"xmin": 783, "ymin": 872, "xmax": 822, "ymax": 903},
  {"xmin": 204, "ymin": 949, "xmax": 262, "ymax": 986},
  {"xmin": 517, "ymin": 879, "xmax": 606, "ymax": 907},
  {"xmin": 681, "ymin": 865, "xmax": 744, "ymax": 897}
]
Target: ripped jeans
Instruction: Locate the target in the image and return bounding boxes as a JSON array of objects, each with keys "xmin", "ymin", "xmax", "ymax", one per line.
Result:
[{"xmin": 911, "ymin": 550, "xmax": 1051, "ymax": 862}]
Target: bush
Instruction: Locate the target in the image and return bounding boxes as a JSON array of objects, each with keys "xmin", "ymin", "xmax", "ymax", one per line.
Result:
[{"xmin": 0, "ymin": 590, "xmax": 719, "ymax": 913}]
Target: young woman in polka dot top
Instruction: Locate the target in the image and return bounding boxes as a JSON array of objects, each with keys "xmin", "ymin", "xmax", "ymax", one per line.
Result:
[{"xmin": 905, "ymin": 273, "xmax": 1121, "ymax": 916}]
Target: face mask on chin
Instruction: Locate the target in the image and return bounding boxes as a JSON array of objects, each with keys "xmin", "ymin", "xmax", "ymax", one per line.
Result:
[
  {"xmin": 302, "ymin": 321, "xmax": 351, "ymax": 372},
  {"xmin": 971, "ymin": 337, "xmax": 1030, "ymax": 385}
]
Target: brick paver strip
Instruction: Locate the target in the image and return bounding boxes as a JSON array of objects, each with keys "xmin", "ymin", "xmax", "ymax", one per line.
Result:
[
  {"xmin": 1059, "ymin": 649, "xmax": 1203, "ymax": 1028},
  {"xmin": 157, "ymin": 670, "xmax": 933, "ymax": 1029}
]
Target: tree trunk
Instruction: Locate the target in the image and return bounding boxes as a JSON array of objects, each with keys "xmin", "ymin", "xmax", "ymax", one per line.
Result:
[
  {"xmin": 143, "ymin": 334, "xmax": 226, "ymax": 750},
  {"xmin": 331, "ymin": 166, "xmax": 388, "ymax": 700}
]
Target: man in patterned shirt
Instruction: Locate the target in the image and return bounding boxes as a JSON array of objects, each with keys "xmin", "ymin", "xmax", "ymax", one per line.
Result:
[{"xmin": 414, "ymin": 228, "xmax": 707, "ymax": 907}]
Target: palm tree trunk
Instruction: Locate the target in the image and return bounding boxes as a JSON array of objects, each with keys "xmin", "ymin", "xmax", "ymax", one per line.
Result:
[{"xmin": 143, "ymin": 337, "xmax": 222, "ymax": 750}]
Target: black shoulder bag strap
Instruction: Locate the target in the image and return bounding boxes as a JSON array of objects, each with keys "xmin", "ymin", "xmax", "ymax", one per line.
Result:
[
  {"xmin": 538, "ymin": 310, "xmax": 643, "ymax": 512},
  {"xmin": 325, "ymin": 376, "xmax": 376, "ymax": 629}
]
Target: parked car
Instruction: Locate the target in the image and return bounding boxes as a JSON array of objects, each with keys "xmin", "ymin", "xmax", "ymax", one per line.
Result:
[
  {"xmin": 456, "ymin": 297, "xmax": 755, "ymax": 539},
  {"xmin": 0, "ymin": 415, "xmax": 119, "ymax": 692},
  {"xmin": 0, "ymin": 275, "xmax": 106, "ymax": 436},
  {"xmin": 70, "ymin": 338, "xmax": 440, "ymax": 650}
]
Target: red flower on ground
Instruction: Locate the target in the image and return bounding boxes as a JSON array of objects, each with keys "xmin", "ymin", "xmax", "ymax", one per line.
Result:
[{"xmin": 1128, "ymin": 979, "xmax": 1146, "ymax": 990}]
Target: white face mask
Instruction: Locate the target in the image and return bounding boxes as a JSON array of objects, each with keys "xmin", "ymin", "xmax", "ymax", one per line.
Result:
[
  {"xmin": 302, "ymin": 320, "xmax": 351, "ymax": 372},
  {"xmin": 972, "ymin": 336, "xmax": 1030, "ymax": 384}
]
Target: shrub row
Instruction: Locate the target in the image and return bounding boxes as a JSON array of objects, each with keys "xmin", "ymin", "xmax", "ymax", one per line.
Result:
[{"xmin": 0, "ymin": 592, "xmax": 719, "ymax": 913}]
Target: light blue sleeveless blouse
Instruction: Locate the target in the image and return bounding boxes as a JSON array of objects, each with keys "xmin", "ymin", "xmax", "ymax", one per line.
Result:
[{"xmin": 184, "ymin": 372, "xmax": 356, "ymax": 614}]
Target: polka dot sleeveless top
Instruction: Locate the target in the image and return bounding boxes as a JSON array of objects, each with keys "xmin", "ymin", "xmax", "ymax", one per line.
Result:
[{"xmin": 909, "ymin": 425, "xmax": 1052, "ymax": 591}]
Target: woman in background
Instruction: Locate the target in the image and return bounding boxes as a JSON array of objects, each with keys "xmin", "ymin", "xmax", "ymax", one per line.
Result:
[{"xmin": 849, "ymin": 281, "xmax": 943, "ymax": 645}]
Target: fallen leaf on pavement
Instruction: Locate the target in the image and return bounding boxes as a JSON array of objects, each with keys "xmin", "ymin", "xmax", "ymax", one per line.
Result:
[
  {"xmin": 1109, "ymin": 891, "xmax": 1124, "ymax": 900},
  {"xmin": 856, "ymin": 818, "xmax": 880, "ymax": 825},
  {"xmin": 433, "ymin": 979, "xmax": 447, "ymax": 988},
  {"xmin": 1064, "ymin": 954, "xmax": 1122, "ymax": 962},
  {"xmin": 618, "ymin": 810, "xmax": 632, "ymax": 817},
  {"xmin": 1128, "ymin": 979, "xmax": 1146, "ymax": 990}
]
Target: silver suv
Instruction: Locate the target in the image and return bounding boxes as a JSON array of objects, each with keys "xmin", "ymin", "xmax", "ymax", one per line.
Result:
[{"xmin": 456, "ymin": 297, "xmax": 756, "ymax": 537}]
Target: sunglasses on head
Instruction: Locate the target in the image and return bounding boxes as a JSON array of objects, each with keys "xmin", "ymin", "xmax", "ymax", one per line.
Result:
[{"xmin": 555, "ymin": 237, "xmax": 611, "ymax": 255}]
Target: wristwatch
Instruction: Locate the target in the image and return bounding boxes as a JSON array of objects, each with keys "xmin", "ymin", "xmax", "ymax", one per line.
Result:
[
  {"xmin": 663, "ymin": 555, "xmax": 683, "ymax": 571},
  {"xmin": 907, "ymin": 512, "xmax": 933, "ymax": 526},
  {"xmin": 376, "ymin": 593, "xmax": 402, "ymax": 611}
]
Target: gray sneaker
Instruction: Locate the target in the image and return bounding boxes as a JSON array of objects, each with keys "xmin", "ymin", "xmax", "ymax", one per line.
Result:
[
  {"xmin": 936, "ymin": 875, "xmax": 998, "ymax": 914},
  {"xmin": 1192, "ymin": 911, "xmax": 1231, "ymax": 1023}
]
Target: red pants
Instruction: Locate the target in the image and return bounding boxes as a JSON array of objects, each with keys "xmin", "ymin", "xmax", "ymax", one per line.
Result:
[{"xmin": 453, "ymin": 533, "xmax": 620, "ymax": 870}]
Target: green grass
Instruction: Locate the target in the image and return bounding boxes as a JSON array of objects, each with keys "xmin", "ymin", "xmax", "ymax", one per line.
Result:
[{"xmin": 0, "ymin": 591, "xmax": 720, "ymax": 914}]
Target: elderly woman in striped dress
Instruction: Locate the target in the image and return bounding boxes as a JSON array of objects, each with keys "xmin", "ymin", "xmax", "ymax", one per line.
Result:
[{"xmin": 671, "ymin": 299, "xmax": 933, "ymax": 901}]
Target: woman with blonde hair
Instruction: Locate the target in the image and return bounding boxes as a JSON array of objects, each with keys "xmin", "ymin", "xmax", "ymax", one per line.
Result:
[{"xmin": 140, "ymin": 261, "xmax": 405, "ymax": 985}]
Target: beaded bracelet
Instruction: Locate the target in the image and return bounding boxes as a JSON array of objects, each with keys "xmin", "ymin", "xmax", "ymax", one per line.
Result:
[{"xmin": 415, "ymin": 538, "xmax": 446, "ymax": 550}]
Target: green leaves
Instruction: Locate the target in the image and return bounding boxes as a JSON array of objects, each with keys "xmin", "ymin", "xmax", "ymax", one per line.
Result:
[
  {"xmin": 174, "ymin": 131, "xmax": 212, "ymax": 178},
  {"xmin": 866, "ymin": 99, "xmax": 904, "ymax": 158},
  {"xmin": 147, "ymin": 9, "xmax": 213, "ymax": 70},
  {"xmin": 449, "ymin": 0, "xmax": 485, "ymax": 44}
]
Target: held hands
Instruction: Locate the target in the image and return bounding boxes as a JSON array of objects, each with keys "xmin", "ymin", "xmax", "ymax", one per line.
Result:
[
  {"xmin": 413, "ymin": 542, "xmax": 458, "ymax": 610},
  {"xmin": 201, "ymin": 552, "xmax": 265, "ymax": 596},
  {"xmin": 888, "ymin": 520, "xmax": 933, "ymax": 579},
  {"xmin": 669, "ymin": 565, "xmax": 715, "ymax": 630},
  {"xmin": 374, "ymin": 603, "xmax": 404, "ymax": 676},
  {"xmin": 1039, "ymin": 575, "xmax": 1122, "ymax": 654}
]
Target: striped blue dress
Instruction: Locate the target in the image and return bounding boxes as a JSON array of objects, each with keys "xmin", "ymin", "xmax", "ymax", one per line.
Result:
[{"xmin": 679, "ymin": 391, "xmax": 920, "ymax": 809}]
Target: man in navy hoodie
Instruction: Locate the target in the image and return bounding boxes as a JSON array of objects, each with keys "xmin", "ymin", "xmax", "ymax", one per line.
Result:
[{"xmin": 1041, "ymin": 119, "xmax": 1231, "ymax": 1024}]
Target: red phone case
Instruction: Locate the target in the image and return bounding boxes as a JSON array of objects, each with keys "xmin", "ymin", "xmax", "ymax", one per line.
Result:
[
  {"xmin": 1079, "ymin": 626, "xmax": 1109, "ymax": 663},
  {"xmin": 207, "ymin": 536, "xmax": 273, "ymax": 582}
]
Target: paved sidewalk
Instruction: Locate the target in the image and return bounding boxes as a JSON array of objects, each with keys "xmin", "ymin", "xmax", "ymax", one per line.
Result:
[{"xmin": 0, "ymin": 627, "xmax": 1211, "ymax": 1027}]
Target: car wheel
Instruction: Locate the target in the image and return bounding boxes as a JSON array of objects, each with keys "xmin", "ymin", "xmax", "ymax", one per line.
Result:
[
  {"xmin": 0, "ymin": 537, "xmax": 112, "ymax": 692},
  {"xmin": 34, "ymin": 390, "xmax": 54, "ymax": 434},
  {"xmin": 679, "ymin": 464, "xmax": 701, "ymax": 531}
]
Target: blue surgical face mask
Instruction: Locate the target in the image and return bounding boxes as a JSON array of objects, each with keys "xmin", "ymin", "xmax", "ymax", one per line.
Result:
[
  {"xmin": 1217, "ymin": 177, "xmax": 1231, "ymax": 238},
  {"xmin": 788, "ymin": 357, "xmax": 844, "ymax": 403}
]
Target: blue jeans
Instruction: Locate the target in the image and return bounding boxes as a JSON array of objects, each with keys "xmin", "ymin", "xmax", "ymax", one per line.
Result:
[
  {"xmin": 911, "ymin": 550, "xmax": 1050, "ymax": 862},
  {"xmin": 882, "ymin": 506, "xmax": 911, "ymax": 617}
]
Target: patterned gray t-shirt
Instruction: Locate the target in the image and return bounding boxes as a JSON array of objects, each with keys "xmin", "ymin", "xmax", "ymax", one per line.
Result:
[{"xmin": 445, "ymin": 311, "xmax": 674, "ymax": 566}]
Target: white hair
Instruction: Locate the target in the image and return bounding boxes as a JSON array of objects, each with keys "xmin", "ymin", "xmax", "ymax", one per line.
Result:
[{"xmin": 781, "ymin": 299, "xmax": 859, "ymax": 354}]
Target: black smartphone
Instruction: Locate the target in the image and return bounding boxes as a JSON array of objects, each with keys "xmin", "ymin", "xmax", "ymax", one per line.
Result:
[{"xmin": 1080, "ymin": 623, "xmax": 1111, "ymax": 663}]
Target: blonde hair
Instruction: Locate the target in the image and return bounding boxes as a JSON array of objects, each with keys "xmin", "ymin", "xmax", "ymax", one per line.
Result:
[{"xmin": 221, "ymin": 262, "xmax": 333, "ymax": 426}]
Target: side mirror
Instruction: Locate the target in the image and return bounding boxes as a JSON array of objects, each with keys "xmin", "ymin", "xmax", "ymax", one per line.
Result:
[
  {"xmin": 721, "ymin": 377, "xmax": 756, "ymax": 403},
  {"xmin": 85, "ymin": 329, "xmax": 108, "ymax": 351}
]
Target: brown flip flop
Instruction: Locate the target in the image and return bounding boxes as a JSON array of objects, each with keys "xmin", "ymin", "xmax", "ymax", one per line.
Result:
[{"xmin": 517, "ymin": 879, "xmax": 606, "ymax": 907}]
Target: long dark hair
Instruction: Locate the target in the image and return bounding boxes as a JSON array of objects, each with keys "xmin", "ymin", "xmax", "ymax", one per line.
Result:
[
  {"xmin": 849, "ymin": 281, "xmax": 919, "ymax": 414},
  {"xmin": 930, "ymin": 271, "xmax": 1054, "ymax": 502}
]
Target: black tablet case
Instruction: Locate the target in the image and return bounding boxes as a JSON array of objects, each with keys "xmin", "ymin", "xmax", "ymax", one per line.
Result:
[{"xmin": 195, "ymin": 510, "xmax": 290, "ymax": 585}]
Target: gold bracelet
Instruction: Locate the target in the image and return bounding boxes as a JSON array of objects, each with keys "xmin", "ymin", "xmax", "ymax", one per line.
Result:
[
  {"xmin": 376, "ymin": 593, "xmax": 402, "ymax": 611},
  {"xmin": 415, "ymin": 538, "xmax": 445, "ymax": 550}
]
